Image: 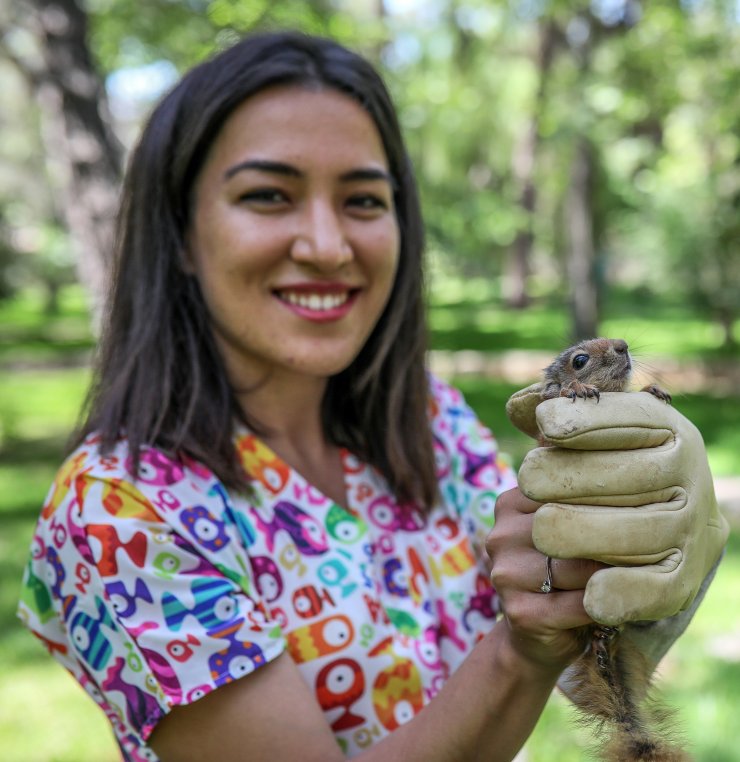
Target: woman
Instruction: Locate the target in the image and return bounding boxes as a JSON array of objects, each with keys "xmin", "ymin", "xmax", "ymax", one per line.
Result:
[{"xmin": 18, "ymin": 32, "xmax": 726, "ymax": 761}]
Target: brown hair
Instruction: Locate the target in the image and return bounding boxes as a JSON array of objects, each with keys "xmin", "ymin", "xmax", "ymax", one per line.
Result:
[{"xmin": 78, "ymin": 31, "xmax": 436, "ymax": 508}]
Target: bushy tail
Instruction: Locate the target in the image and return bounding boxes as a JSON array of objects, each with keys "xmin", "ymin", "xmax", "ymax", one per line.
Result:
[{"xmin": 567, "ymin": 628, "xmax": 690, "ymax": 762}]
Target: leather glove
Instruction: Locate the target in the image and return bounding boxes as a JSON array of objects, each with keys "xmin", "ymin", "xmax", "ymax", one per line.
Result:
[{"xmin": 507, "ymin": 383, "xmax": 729, "ymax": 626}]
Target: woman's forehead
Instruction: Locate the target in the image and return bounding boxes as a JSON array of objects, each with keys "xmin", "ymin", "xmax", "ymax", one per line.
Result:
[{"xmin": 202, "ymin": 85, "xmax": 390, "ymax": 177}]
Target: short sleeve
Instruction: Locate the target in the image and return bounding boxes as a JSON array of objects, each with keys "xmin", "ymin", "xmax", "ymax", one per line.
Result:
[
  {"xmin": 17, "ymin": 439, "xmax": 286, "ymax": 754},
  {"xmin": 428, "ymin": 375, "xmax": 518, "ymax": 553}
]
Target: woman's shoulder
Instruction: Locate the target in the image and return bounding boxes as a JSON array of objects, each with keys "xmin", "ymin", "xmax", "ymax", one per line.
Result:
[{"xmin": 39, "ymin": 434, "xmax": 218, "ymax": 525}]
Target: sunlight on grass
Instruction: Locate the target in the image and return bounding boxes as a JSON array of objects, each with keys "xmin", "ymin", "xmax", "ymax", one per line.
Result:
[
  {"xmin": 0, "ymin": 661, "xmax": 119, "ymax": 762},
  {"xmin": 0, "ymin": 368, "xmax": 89, "ymax": 443}
]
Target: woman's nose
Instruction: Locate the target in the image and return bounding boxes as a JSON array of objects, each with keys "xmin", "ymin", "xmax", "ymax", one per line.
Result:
[{"xmin": 290, "ymin": 201, "xmax": 353, "ymax": 270}]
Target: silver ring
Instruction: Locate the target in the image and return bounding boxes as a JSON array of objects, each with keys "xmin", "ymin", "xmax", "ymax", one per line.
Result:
[{"xmin": 539, "ymin": 556, "xmax": 553, "ymax": 594}]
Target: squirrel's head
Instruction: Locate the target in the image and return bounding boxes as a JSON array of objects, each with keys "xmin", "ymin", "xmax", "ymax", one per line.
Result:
[{"xmin": 550, "ymin": 338, "xmax": 632, "ymax": 392}]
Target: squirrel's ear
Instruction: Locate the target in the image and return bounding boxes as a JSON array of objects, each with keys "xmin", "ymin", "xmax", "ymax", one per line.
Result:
[{"xmin": 506, "ymin": 383, "xmax": 544, "ymax": 440}]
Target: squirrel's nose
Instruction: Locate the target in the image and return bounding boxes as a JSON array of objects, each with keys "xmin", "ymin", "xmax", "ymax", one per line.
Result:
[{"xmin": 613, "ymin": 339, "xmax": 629, "ymax": 354}]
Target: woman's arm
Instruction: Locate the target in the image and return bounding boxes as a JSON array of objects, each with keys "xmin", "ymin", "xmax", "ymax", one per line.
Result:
[{"xmin": 150, "ymin": 488, "xmax": 599, "ymax": 762}]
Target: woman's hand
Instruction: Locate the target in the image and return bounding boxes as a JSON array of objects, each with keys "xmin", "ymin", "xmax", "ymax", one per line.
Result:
[
  {"xmin": 515, "ymin": 391, "xmax": 729, "ymax": 626},
  {"xmin": 485, "ymin": 487, "xmax": 602, "ymax": 675}
]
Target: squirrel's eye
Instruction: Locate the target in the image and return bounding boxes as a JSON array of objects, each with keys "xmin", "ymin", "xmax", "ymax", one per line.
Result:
[{"xmin": 572, "ymin": 354, "xmax": 589, "ymax": 370}]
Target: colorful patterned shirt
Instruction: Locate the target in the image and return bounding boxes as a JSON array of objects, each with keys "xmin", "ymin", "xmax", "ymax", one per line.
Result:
[{"xmin": 17, "ymin": 376, "xmax": 516, "ymax": 760}]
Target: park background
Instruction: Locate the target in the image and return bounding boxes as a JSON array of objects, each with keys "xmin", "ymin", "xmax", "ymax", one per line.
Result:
[{"xmin": 0, "ymin": 1, "xmax": 738, "ymax": 760}]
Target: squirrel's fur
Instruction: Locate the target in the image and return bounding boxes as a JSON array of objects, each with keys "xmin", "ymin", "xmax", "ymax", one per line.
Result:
[{"xmin": 540, "ymin": 338, "xmax": 684, "ymax": 762}]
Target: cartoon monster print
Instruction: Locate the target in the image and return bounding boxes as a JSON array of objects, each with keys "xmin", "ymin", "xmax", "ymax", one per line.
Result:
[
  {"xmin": 100, "ymin": 479, "xmax": 161, "ymax": 521},
  {"xmin": 166, "ymin": 634, "xmax": 201, "ymax": 664},
  {"xmin": 124, "ymin": 449, "xmax": 185, "ymax": 487},
  {"xmin": 86, "ymin": 523, "xmax": 148, "ymax": 578},
  {"xmin": 368, "ymin": 636, "xmax": 424, "ymax": 731},
  {"xmin": 211, "ymin": 482, "xmax": 257, "ymax": 548},
  {"xmin": 315, "ymin": 657, "xmax": 366, "ymax": 731},
  {"xmin": 433, "ymin": 435, "xmax": 451, "ymax": 479},
  {"xmin": 102, "ymin": 656, "xmax": 162, "ymax": 732},
  {"xmin": 162, "ymin": 577, "xmax": 239, "ymax": 634},
  {"xmin": 250, "ymin": 501, "xmax": 329, "ymax": 556},
  {"xmin": 367, "ymin": 496, "xmax": 425, "ymax": 533},
  {"xmin": 382, "ymin": 558, "xmax": 409, "ymax": 598},
  {"xmin": 414, "ymin": 627, "xmax": 449, "ymax": 700},
  {"xmin": 179, "ymin": 505, "xmax": 231, "ymax": 553},
  {"xmin": 428, "ymin": 536, "xmax": 475, "ymax": 586},
  {"xmin": 434, "ymin": 600, "xmax": 466, "ymax": 652},
  {"xmin": 457, "ymin": 434, "xmax": 494, "ymax": 489},
  {"xmin": 469, "ymin": 489, "xmax": 497, "ymax": 529},
  {"xmin": 286, "ymin": 615, "xmax": 354, "ymax": 664},
  {"xmin": 406, "ymin": 546, "xmax": 430, "ymax": 606},
  {"xmin": 235, "ymin": 435, "xmax": 290, "ymax": 493},
  {"xmin": 153, "ymin": 549, "xmax": 181, "ymax": 580},
  {"xmin": 105, "ymin": 578, "xmax": 154, "ymax": 619},
  {"xmin": 317, "ymin": 556, "xmax": 359, "ymax": 599},
  {"xmin": 139, "ymin": 646, "xmax": 183, "ymax": 703},
  {"xmin": 66, "ymin": 500, "xmax": 96, "ymax": 565},
  {"xmin": 45, "ymin": 546, "xmax": 66, "ymax": 598},
  {"xmin": 385, "ymin": 608, "xmax": 420, "ymax": 637},
  {"xmin": 325, "ymin": 504, "xmax": 367, "ymax": 544},
  {"xmin": 249, "ymin": 555, "xmax": 284, "ymax": 602},
  {"xmin": 41, "ymin": 450, "xmax": 91, "ymax": 519},
  {"xmin": 292, "ymin": 585, "xmax": 335, "ymax": 619},
  {"xmin": 208, "ymin": 630, "xmax": 267, "ymax": 687},
  {"xmin": 68, "ymin": 595, "xmax": 117, "ymax": 671},
  {"xmin": 186, "ymin": 684, "xmax": 213, "ymax": 702},
  {"xmin": 462, "ymin": 573, "xmax": 497, "ymax": 633},
  {"xmin": 20, "ymin": 560, "xmax": 54, "ymax": 624}
]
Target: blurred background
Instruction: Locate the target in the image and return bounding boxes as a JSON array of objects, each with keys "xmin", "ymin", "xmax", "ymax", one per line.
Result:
[{"xmin": 0, "ymin": 1, "xmax": 738, "ymax": 760}]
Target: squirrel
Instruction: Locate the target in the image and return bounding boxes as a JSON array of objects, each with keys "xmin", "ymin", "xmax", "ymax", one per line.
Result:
[{"xmin": 539, "ymin": 338, "xmax": 687, "ymax": 762}]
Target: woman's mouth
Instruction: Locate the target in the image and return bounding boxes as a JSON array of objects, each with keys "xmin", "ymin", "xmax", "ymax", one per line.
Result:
[
  {"xmin": 274, "ymin": 287, "xmax": 359, "ymax": 321},
  {"xmin": 279, "ymin": 290, "xmax": 351, "ymax": 311}
]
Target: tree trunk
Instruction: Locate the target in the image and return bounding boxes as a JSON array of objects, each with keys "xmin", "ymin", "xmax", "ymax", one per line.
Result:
[
  {"xmin": 503, "ymin": 19, "xmax": 558, "ymax": 309},
  {"xmin": 565, "ymin": 137, "xmax": 599, "ymax": 340},
  {"xmin": 23, "ymin": 0, "xmax": 123, "ymax": 329}
]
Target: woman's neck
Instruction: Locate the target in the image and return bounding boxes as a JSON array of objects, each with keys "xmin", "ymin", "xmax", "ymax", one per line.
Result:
[{"xmin": 233, "ymin": 372, "xmax": 348, "ymax": 507}]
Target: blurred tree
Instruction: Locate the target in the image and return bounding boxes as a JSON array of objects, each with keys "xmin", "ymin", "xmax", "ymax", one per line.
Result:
[
  {"xmin": 0, "ymin": 0, "xmax": 736, "ymax": 345},
  {"xmin": 1, "ymin": 0, "xmax": 123, "ymax": 327}
]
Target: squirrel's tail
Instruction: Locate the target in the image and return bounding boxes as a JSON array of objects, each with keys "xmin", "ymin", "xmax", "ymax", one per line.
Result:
[
  {"xmin": 603, "ymin": 732, "xmax": 690, "ymax": 762},
  {"xmin": 567, "ymin": 627, "xmax": 690, "ymax": 762}
]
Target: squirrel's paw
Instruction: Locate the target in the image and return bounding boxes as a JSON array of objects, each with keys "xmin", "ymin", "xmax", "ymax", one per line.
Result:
[
  {"xmin": 560, "ymin": 381, "xmax": 601, "ymax": 402},
  {"xmin": 640, "ymin": 384, "xmax": 672, "ymax": 404}
]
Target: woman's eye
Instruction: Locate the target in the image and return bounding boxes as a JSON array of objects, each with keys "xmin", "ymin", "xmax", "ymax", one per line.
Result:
[
  {"xmin": 347, "ymin": 194, "xmax": 388, "ymax": 213},
  {"xmin": 239, "ymin": 188, "xmax": 288, "ymax": 205}
]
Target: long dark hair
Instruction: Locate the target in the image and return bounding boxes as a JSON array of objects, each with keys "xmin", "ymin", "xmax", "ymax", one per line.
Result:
[{"xmin": 78, "ymin": 31, "xmax": 437, "ymax": 508}]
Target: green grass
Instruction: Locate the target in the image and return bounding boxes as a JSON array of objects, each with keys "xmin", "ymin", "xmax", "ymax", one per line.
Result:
[
  {"xmin": 0, "ymin": 282, "xmax": 738, "ymax": 759},
  {"xmin": 428, "ymin": 275, "xmax": 740, "ymax": 359},
  {"xmin": 0, "ymin": 285, "xmax": 94, "ymax": 365}
]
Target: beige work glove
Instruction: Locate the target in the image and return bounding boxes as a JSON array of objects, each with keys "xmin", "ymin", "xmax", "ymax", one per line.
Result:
[{"xmin": 507, "ymin": 383, "xmax": 729, "ymax": 626}]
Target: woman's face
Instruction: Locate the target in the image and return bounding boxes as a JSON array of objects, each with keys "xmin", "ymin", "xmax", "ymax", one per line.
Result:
[{"xmin": 187, "ymin": 85, "xmax": 400, "ymax": 391}]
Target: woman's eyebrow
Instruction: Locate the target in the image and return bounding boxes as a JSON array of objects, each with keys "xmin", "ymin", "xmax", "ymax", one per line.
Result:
[
  {"xmin": 223, "ymin": 160, "xmax": 394, "ymax": 187},
  {"xmin": 223, "ymin": 159, "xmax": 300, "ymax": 180},
  {"xmin": 339, "ymin": 167, "xmax": 395, "ymax": 187}
]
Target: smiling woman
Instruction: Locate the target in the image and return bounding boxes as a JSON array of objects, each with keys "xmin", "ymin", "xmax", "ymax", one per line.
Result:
[
  {"xmin": 186, "ymin": 85, "xmax": 400, "ymax": 399},
  {"xmin": 16, "ymin": 29, "xmax": 727, "ymax": 762}
]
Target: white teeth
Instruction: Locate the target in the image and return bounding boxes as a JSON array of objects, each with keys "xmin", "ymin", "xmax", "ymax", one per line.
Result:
[{"xmin": 281, "ymin": 291, "xmax": 349, "ymax": 311}]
